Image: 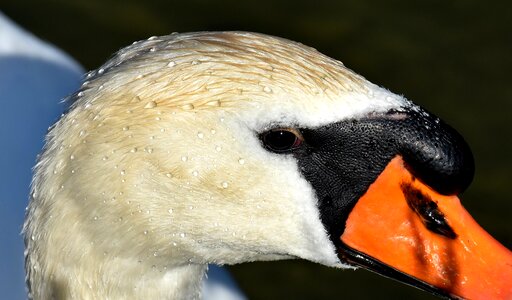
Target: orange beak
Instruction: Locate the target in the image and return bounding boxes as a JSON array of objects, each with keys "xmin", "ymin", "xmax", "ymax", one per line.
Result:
[{"xmin": 340, "ymin": 156, "xmax": 512, "ymax": 299}]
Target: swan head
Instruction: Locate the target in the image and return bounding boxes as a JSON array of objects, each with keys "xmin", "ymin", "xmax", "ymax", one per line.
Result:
[{"xmin": 25, "ymin": 32, "xmax": 512, "ymax": 299}]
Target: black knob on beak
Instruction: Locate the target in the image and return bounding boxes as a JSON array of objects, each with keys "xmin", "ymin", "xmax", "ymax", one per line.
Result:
[{"xmin": 392, "ymin": 107, "xmax": 474, "ymax": 195}]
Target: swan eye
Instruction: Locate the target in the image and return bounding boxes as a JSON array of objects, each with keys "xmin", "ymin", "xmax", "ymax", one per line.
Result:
[{"xmin": 261, "ymin": 128, "xmax": 303, "ymax": 153}]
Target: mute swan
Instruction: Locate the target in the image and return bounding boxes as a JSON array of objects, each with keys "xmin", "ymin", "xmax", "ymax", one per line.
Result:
[{"xmin": 24, "ymin": 31, "xmax": 512, "ymax": 299}]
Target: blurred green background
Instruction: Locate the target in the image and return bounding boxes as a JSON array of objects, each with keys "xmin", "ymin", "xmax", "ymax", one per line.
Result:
[{"xmin": 3, "ymin": 0, "xmax": 511, "ymax": 299}]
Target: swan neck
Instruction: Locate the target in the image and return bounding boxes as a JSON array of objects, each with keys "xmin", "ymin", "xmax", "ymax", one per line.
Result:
[
  {"xmin": 82, "ymin": 262, "xmax": 207, "ymax": 299},
  {"xmin": 27, "ymin": 241, "xmax": 207, "ymax": 299},
  {"xmin": 97, "ymin": 262, "xmax": 207, "ymax": 299}
]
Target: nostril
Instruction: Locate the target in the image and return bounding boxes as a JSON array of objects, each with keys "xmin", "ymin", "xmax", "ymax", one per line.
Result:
[{"xmin": 384, "ymin": 109, "xmax": 409, "ymax": 121}]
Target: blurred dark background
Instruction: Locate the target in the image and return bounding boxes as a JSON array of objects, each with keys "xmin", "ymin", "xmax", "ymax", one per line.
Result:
[{"xmin": 2, "ymin": 0, "xmax": 511, "ymax": 299}]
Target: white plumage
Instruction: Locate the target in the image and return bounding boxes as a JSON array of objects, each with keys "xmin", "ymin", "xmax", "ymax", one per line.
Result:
[{"xmin": 24, "ymin": 32, "xmax": 410, "ymax": 299}]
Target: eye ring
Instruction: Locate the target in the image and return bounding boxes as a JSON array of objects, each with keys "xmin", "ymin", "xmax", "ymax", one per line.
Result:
[{"xmin": 260, "ymin": 128, "xmax": 303, "ymax": 153}]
